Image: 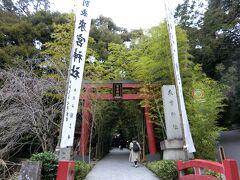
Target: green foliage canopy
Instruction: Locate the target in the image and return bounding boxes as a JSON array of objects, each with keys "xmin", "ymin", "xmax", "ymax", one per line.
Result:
[
  {"xmin": 175, "ymin": 0, "xmax": 240, "ymax": 125},
  {"xmin": 129, "ymin": 22, "xmax": 224, "ymax": 159}
]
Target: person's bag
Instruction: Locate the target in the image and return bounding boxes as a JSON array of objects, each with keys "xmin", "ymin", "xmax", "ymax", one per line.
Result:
[{"xmin": 133, "ymin": 142, "xmax": 140, "ymax": 152}]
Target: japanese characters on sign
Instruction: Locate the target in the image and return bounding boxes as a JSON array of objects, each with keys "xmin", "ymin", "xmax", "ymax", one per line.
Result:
[
  {"xmin": 164, "ymin": 0, "xmax": 196, "ymax": 153},
  {"xmin": 162, "ymin": 85, "xmax": 183, "ymax": 139},
  {"xmin": 60, "ymin": 0, "xmax": 93, "ymax": 148},
  {"xmin": 113, "ymin": 83, "xmax": 123, "ymax": 98}
]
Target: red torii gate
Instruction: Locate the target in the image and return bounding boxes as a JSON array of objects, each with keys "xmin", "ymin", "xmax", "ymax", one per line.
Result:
[{"xmin": 79, "ymin": 80, "xmax": 157, "ymax": 156}]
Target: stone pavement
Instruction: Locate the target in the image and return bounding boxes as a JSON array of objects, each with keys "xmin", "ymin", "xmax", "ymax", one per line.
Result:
[{"xmin": 85, "ymin": 148, "xmax": 160, "ymax": 180}]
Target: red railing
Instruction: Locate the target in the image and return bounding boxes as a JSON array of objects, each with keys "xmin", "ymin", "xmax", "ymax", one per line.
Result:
[
  {"xmin": 56, "ymin": 160, "xmax": 75, "ymax": 180},
  {"xmin": 177, "ymin": 159, "xmax": 239, "ymax": 180}
]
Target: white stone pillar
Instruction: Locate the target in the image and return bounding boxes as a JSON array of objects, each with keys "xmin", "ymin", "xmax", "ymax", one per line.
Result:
[{"xmin": 161, "ymin": 85, "xmax": 187, "ymax": 160}]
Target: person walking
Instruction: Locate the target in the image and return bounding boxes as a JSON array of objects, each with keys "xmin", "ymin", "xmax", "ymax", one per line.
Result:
[{"xmin": 129, "ymin": 138, "xmax": 141, "ymax": 168}]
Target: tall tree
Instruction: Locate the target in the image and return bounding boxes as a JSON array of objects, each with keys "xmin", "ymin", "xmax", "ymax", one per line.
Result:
[
  {"xmin": 175, "ymin": 0, "xmax": 240, "ymax": 125},
  {"xmin": 175, "ymin": 0, "xmax": 207, "ymax": 28},
  {"xmin": 1, "ymin": 0, "xmax": 50, "ymax": 16},
  {"xmin": 0, "ymin": 68, "xmax": 62, "ymax": 158},
  {"xmin": 0, "ymin": 7, "xmax": 69, "ymax": 69},
  {"xmin": 0, "ymin": 0, "xmax": 17, "ymax": 13},
  {"xmin": 89, "ymin": 15, "xmax": 128, "ymax": 62},
  {"xmin": 103, "ymin": 43, "xmax": 132, "ymax": 80},
  {"xmin": 129, "ymin": 22, "xmax": 224, "ymax": 159},
  {"xmin": 0, "ymin": 10, "xmax": 37, "ymax": 68}
]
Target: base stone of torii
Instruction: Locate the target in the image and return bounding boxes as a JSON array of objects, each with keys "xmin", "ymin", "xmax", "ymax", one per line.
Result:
[{"xmin": 160, "ymin": 85, "xmax": 193, "ymax": 160}]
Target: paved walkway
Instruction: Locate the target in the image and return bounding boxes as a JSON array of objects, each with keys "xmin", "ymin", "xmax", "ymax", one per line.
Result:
[
  {"xmin": 219, "ymin": 129, "xmax": 240, "ymax": 172},
  {"xmin": 85, "ymin": 148, "xmax": 160, "ymax": 180}
]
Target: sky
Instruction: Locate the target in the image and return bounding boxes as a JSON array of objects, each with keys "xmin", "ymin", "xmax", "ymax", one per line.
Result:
[{"xmin": 49, "ymin": 0, "xmax": 183, "ymax": 30}]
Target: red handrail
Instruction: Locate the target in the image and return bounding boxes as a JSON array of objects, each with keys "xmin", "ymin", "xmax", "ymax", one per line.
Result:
[{"xmin": 176, "ymin": 159, "xmax": 239, "ymax": 180}]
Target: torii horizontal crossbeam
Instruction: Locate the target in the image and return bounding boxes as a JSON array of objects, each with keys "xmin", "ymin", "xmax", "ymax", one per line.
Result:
[
  {"xmin": 81, "ymin": 81, "xmax": 146, "ymax": 100},
  {"xmin": 81, "ymin": 93, "xmax": 144, "ymax": 100}
]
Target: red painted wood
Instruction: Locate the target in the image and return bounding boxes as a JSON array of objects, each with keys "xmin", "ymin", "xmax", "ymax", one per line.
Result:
[
  {"xmin": 177, "ymin": 159, "xmax": 240, "ymax": 180},
  {"xmin": 83, "ymin": 84, "xmax": 112, "ymax": 89},
  {"xmin": 122, "ymin": 83, "xmax": 142, "ymax": 88},
  {"xmin": 56, "ymin": 160, "xmax": 75, "ymax": 180},
  {"xmin": 223, "ymin": 159, "xmax": 240, "ymax": 180},
  {"xmin": 179, "ymin": 174, "xmax": 217, "ymax": 180},
  {"xmin": 83, "ymin": 83, "xmax": 143, "ymax": 89},
  {"xmin": 177, "ymin": 159, "xmax": 224, "ymax": 173},
  {"xmin": 79, "ymin": 99, "xmax": 91, "ymax": 156},
  {"xmin": 144, "ymin": 106, "xmax": 157, "ymax": 155},
  {"xmin": 79, "ymin": 82, "xmax": 158, "ymax": 156},
  {"xmin": 81, "ymin": 83, "xmax": 156, "ymax": 101},
  {"xmin": 81, "ymin": 94, "xmax": 144, "ymax": 100}
]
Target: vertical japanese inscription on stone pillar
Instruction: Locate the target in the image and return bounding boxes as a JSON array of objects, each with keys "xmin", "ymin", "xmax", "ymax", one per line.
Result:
[
  {"xmin": 164, "ymin": 0, "xmax": 195, "ymax": 153},
  {"xmin": 162, "ymin": 85, "xmax": 183, "ymax": 139}
]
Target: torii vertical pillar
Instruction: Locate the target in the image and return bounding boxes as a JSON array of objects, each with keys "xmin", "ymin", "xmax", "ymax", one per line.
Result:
[
  {"xmin": 79, "ymin": 98, "xmax": 91, "ymax": 159},
  {"xmin": 144, "ymin": 106, "xmax": 160, "ymax": 160}
]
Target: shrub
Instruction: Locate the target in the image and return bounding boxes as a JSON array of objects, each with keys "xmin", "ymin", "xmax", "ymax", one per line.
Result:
[
  {"xmin": 30, "ymin": 152, "xmax": 58, "ymax": 180},
  {"xmin": 185, "ymin": 66, "xmax": 225, "ymax": 160},
  {"xmin": 146, "ymin": 160, "xmax": 177, "ymax": 180},
  {"xmin": 75, "ymin": 161, "xmax": 93, "ymax": 180},
  {"xmin": 204, "ymin": 169, "xmax": 223, "ymax": 178}
]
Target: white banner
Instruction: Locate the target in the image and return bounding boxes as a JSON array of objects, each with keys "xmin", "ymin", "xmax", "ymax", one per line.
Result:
[
  {"xmin": 164, "ymin": 0, "xmax": 196, "ymax": 153},
  {"xmin": 60, "ymin": 0, "xmax": 93, "ymax": 148}
]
